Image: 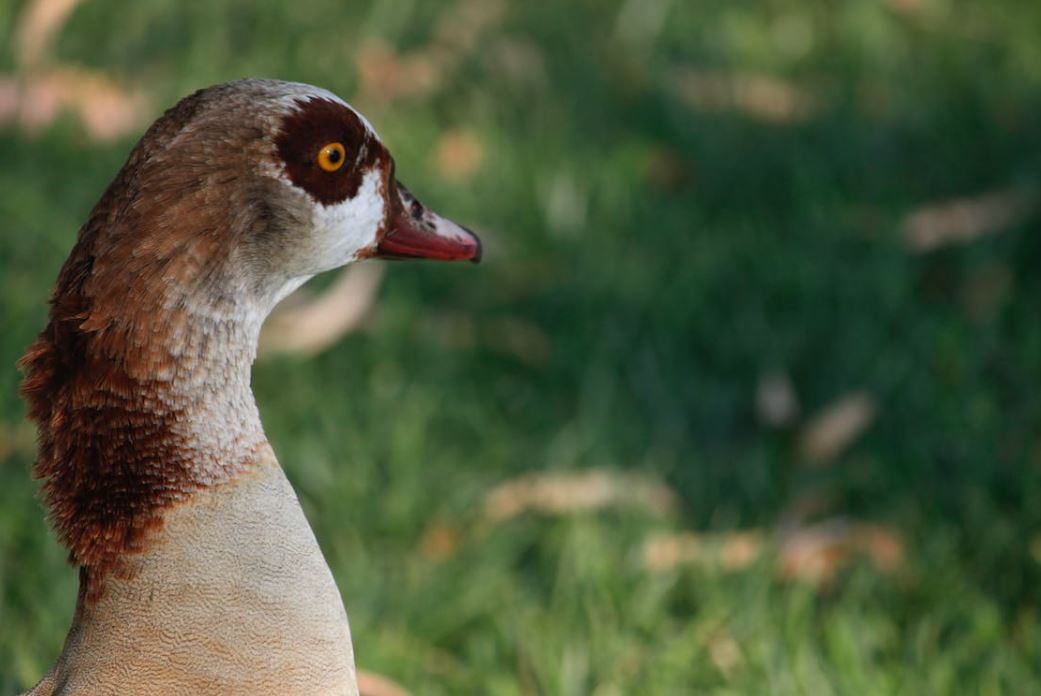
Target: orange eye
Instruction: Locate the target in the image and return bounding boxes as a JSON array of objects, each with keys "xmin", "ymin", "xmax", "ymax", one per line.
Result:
[{"xmin": 317, "ymin": 142, "xmax": 346, "ymax": 172}]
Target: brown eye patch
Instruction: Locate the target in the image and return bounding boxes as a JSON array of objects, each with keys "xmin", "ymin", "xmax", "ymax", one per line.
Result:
[{"xmin": 274, "ymin": 97, "xmax": 385, "ymax": 206}]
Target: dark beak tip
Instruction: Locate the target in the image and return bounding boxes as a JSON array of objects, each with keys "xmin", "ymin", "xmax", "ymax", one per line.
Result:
[{"xmin": 466, "ymin": 228, "xmax": 483, "ymax": 264}]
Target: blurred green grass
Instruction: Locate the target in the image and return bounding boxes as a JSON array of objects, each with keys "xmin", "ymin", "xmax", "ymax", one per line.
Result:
[{"xmin": 3, "ymin": 0, "xmax": 1041, "ymax": 693}]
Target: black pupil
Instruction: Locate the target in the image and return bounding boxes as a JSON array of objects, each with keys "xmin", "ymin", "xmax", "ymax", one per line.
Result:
[{"xmin": 326, "ymin": 147, "xmax": 341, "ymax": 164}]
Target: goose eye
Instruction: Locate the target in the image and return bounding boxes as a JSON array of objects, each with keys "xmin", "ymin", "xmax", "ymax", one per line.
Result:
[{"xmin": 317, "ymin": 142, "xmax": 346, "ymax": 172}]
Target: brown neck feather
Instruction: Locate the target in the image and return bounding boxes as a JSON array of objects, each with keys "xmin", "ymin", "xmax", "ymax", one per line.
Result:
[{"xmin": 21, "ymin": 179, "xmax": 268, "ymax": 605}]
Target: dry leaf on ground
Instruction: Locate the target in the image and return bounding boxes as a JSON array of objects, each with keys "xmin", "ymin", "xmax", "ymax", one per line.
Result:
[
  {"xmin": 259, "ymin": 264, "xmax": 384, "ymax": 358},
  {"xmin": 798, "ymin": 391, "xmax": 876, "ymax": 465},
  {"xmin": 642, "ymin": 531, "xmax": 765, "ymax": 572},
  {"xmin": 355, "ymin": 40, "xmax": 443, "ymax": 105},
  {"xmin": 432, "ymin": 0, "xmax": 506, "ymax": 53},
  {"xmin": 0, "ymin": 68, "xmax": 147, "ymax": 141},
  {"xmin": 3, "ymin": 0, "xmax": 147, "ymax": 142},
  {"xmin": 778, "ymin": 519, "xmax": 904, "ymax": 586},
  {"xmin": 358, "ymin": 670, "xmax": 410, "ymax": 696},
  {"xmin": 643, "ymin": 519, "xmax": 904, "ymax": 586},
  {"xmin": 703, "ymin": 630, "xmax": 742, "ymax": 675},
  {"xmin": 420, "ymin": 522, "xmax": 463, "ymax": 562},
  {"xmin": 902, "ymin": 188, "xmax": 1038, "ymax": 252},
  {"xmin": 14, "ymin": 0, "xmax": 84, "ymax": 68},
  {"xmin": 356, "ymin": 0, "xmax": 506, "ymax": 107},
  {"xmin": 668, "ymin": 67, "xmax": 820, "ymax": 124},
  {"xmin": 435, "ymin": 129, "xmax": 483, "ymax": 181},
  {"xmin": 484, "ymin": 469, "xmax": 679, "ymax": 522}
]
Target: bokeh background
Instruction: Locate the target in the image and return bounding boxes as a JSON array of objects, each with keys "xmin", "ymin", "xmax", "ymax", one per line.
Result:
[{"xmin": 3, "ymin": 0, "xmax": 1041, "ymax": 693}]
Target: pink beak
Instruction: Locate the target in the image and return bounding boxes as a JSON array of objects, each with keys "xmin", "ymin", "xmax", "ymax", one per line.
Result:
[{"xmin": 375, "ymin": 181, "xmax": 481, "ymax": 262}]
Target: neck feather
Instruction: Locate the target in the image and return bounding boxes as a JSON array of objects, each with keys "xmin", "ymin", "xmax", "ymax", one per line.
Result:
[{"xmin": 21, "ymin": 252, "xmax": 269, "ymax": 601}]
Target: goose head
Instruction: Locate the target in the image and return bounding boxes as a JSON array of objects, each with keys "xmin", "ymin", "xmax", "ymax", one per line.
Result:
[
  {"xmin": 126, "ymin": 79, "xmax": 481, "ymax": 316},
  {"xmin": 20, "ymin": 79, "xmax": 480, "ymax": 583}
]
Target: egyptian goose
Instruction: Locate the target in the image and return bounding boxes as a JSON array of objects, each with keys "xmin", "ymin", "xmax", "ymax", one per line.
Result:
[{"xmin": 19, "ymin": 79, "xmax": 480, "ymax": 695}]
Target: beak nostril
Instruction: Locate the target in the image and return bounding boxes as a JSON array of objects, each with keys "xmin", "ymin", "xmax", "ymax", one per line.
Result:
[{"xmin": 383, "ymin": 181, "xmax": 480, "ymax": 261}]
